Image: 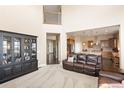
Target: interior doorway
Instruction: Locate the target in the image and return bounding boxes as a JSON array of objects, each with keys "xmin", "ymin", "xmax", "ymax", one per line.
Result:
[
  {"xmin": 46, "ymin": 33, "xmax": 60, "ymax": 65},
  {"xmin": 67, "ymin": 25, "xmax": 120, "ymax": 72}
]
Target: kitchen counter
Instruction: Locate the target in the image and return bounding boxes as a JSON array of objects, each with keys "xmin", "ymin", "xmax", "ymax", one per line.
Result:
[{"xmin": 81, "ymin": 51, "xmax": 101, "ymax": 56}]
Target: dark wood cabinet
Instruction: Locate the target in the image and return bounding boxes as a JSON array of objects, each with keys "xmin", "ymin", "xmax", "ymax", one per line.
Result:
[
  {"xmin": 0, "ymin": 30, "xmax": 38, "ymax": 83},
  {"xmin": 67, "ymin": 38, "xmax": 75, "ymax": 55}
]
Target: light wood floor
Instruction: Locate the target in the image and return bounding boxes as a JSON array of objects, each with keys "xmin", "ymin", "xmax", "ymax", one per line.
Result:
[{"xmin": 0, "ymin": 64, "xmax": 98, "ymax": 88}]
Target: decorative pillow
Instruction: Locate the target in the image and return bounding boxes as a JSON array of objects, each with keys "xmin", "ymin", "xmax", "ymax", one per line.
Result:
[
  {"xmin": 78, "ymin": 54, "xmax": 86, "ymax": 61},
  {"xmin": 73, "ymin": 54, "xmax": 77, "ymax": 62},
  {"xmin": 67, "ymin": 56, "xmax": 74, "ymax": 62}
]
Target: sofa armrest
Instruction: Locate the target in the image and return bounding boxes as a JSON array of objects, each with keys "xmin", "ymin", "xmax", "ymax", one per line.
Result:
[
  {"xmin": 63, "ymin": 59, "xmax": 67, "ymax": 62},
  {"xmin": 96, "ymin": 63, "xmax": 101, "ymax": 70},
  {"xmin": 62, "ymin": 59, "xmax": 67, "ymax": 65}
]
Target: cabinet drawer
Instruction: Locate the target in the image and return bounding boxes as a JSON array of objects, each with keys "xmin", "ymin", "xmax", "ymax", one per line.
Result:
[
  {"xmin": 0, "ymin": 68, "xmax": 4, "ymax": 80},
  {"xmin": 3, "ymin": 67, "xmax": 13, "ymax": 77},
  {"xmin": 13, "ymin": 64, "xmax": 22, "ymax": 74},
  {"xmin": 32, "ymin": 62, "xmax": 37, "ymax": 69},
  {"xmin": 22, "ymin": 62, "xmax": 32, "ymax": 71}
]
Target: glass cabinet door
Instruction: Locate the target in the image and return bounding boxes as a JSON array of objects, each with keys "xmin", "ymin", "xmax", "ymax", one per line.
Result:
[
  {"xmin": 31, "ymin": 39, "xmax": 37, "ymax": 59},
  {"xmin": 2, "ymin": 36, "xmax": 12, "ymax": 65},
  {"xmin": 24, "ymin": 38, "xmax": 31, "ymax": 61},
  {"xmin": 14, "ymin": 38, "xmax": 21, "ymax": 63}
]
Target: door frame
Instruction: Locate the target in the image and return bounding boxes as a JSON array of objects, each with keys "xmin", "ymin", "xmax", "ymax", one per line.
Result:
[{"xmin": 46, "ymin": 33, "xmax": 60, "ymax": 65}]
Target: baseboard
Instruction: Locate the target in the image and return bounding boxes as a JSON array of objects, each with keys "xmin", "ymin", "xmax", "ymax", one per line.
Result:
[{"xmin": 38, "ymin": 64, "xmax": 47, "ymax": 68}]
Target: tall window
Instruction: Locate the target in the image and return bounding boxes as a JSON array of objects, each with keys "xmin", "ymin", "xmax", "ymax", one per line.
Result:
[{"xmin": 43, "ymin": 5, "xmax": 61, "ymax": 25}]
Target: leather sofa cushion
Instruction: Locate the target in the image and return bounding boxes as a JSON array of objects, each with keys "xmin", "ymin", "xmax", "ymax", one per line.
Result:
[
  {"xmin": 99, "ymin": 71, "xmax": 124, "ymax": 82},
  {"xmin": 78, "ymin": 60, "xmax": 86, "ymax": 64},
  {"xmin": 86, "ymin": 61, "xmax": 96, "ymax": 65},
  {"xmin": 77, "ymin": 54, "xmax": 86, "ymax": 63},
  {"xmin": 87, "ymin": 54, "xmax": 98, "ymax": 65},
  {"xmin": 74, "ymin": 62, "xmax": 84, "ymax": 68},
  {"xmin": 84, "ymin": 64, "xmax": 96, "ymax": 70}
]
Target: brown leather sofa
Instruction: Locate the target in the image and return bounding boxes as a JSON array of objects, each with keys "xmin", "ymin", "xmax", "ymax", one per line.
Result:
[{"xmin": 62, "ymin": 54, "xmax": 101, "ymax": 76}]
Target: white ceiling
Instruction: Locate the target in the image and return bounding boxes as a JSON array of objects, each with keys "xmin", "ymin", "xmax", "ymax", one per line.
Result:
[{"xmin": 67, "ymin": 25, "xmax": 120, "ymax": 37}]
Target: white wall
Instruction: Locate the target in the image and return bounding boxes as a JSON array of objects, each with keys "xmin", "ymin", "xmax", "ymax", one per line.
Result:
[
  {"xmin": 0, "ymin": 5, "xmax": 124, "ymax": 69},
  {"xmin": 0, "ymin": 6, "xmax": 67, "ymax": 67},
  {"xmin": 62, "ymin": 6, "xmax": 123, "ymax": 32},
  {"xmin": 62, "ymin": 5, "xmax": 124, "ymax": 70}
]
